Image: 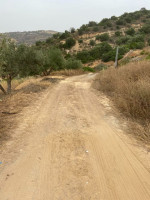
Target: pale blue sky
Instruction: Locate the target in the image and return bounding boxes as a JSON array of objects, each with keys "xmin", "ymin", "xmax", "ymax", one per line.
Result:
[{"xmin": 0, "ymin": 0, "xmax": 150, "ymax": 32}]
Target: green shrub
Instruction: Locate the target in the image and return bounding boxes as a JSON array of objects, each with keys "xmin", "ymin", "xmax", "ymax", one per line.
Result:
[
  {"xmin": 89, "ymin": 40, "xmax": 96, "ymax": 46},
  {"xmin": 146, "ymin": 54, "xmax": 150, "ymax": 60},
  {"xmin": 116, "ymin": 36, "xmax": 130, "ymax": 45},
  {"xmin": 59, "ymin": 31, "xmax": 70, "ymax": 40},
  {"xmin": 127, "ymin": 35, "xmax": 145, "ymax": 49},
  {"xmin": 92, "ymin": 26, "xmax": 99, "ymax": 32},
  {"xmin": 94, "ymin": 63, "xmax": 108, "ymax": 71},
  {"xmin": 101, "ymin": 50, "xmax": 116, "ymax": 62},
  {"xmin": 99, "ymin": 18, "xmax": 109, "ymax": 26},
  {"xmin": 70, "ymin": 27, "xmax": 75, "ymax": 33},
  {"xmin": 125, "ymin": 17, "xmax": 132, "ymax": 23},
  {"xmin": 128, "ymin": 42, "xmax": 145, "ymax": 49},
  {"xmin": 65, "ymin": 59, "xmax": 82, "ymax": 69},
  {"xmin": 64, "ymin": 37, "xmax": 76, "ymax": 49},
  {"xmin": 116, "ymin": 19, "xmax": 125, "ymax": 25},
  {"xmin": 88, "ymin": 21, "xmax": 97, "ymax": 27},
  {"xmin": 140, "ymin": 23, "xmax": 150, "ymax": 34},
  {"xmin": 53, "ymin": 33, "xmax": 61, "ymax": 39},
  {"xmin": 76, "ymin": 51, "xmax": 94, "ymax": 63},
  {"xmin": 90, "ymin": 42, "xmax": 113, "ymax": 60},
  {"xmin": 111, "ymin": 16, "xmax": 118, "ymax": 20},
  {"xmin": 78, "ymin": 29, "xmax": 83, "ymax": 36},
  {"xmin": 78, "ymin": 39, "xmax": 83, "ymax": 44},
  {"xmin": 83, "ymin": 66, "xmax": 95, "ymax": 72},
  {"xmin": 115, "ymin": 31, "xmax": 121, "ymax": 36},
  {"xmin": 96, "ymin": 33, "xmax": 109, "ymax": 42},
  {"xmin": 126, "ymin": 28, "xmax": 135, "ymax": 36}
]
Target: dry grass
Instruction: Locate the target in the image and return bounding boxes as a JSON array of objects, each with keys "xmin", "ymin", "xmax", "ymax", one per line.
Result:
[
  {"xmin": 0, "ymin": 77, "xmax": 53, "ymax": 144},
  {"xmin": 93, "ymin": 61, "xmax": 150, "ymax": 142},
  {"xmin": 51, "ymin": 69, "xmax": 85, "ymax": 76}
]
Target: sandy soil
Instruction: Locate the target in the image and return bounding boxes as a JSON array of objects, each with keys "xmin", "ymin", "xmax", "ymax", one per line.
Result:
[{"xmin": 0, "ymin": 74, "xmax": 150, "ymax": 200}]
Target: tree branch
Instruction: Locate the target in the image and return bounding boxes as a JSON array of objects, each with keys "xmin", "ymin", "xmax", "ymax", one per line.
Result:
[{"xmin": 0, "ymin": 84, "xmax": 6, "ymax": 94}]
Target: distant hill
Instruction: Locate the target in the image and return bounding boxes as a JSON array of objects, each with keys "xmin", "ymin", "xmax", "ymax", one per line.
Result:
[
  {"xmin": 1, "ymin": 30, "xmax": 58, "ymax": 45},
  {"xmin": 36, "ymin": 7, "xmax": 150, "ymax": 66}
]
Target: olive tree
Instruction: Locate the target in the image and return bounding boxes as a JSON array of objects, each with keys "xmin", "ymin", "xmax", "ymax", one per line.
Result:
[{"xmin": 0, "ymin": 38, "xmax": 19, "ymax": 94}]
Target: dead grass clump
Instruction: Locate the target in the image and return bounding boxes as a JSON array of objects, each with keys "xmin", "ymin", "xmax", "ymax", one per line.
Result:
[{"xmin": 93, "ymin": 61, "xmax": 150, "ymax": 141}]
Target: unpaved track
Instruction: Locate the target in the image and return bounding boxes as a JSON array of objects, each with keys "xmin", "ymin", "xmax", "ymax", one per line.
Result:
[{"xmin": 0, "ymin": 74, "xmax": 150, "ymax": 200}]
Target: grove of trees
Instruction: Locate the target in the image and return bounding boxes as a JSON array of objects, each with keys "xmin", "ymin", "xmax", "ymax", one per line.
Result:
[{"xmin": 0, "ymin": 37, "xmax": 81, "ymax": 94}]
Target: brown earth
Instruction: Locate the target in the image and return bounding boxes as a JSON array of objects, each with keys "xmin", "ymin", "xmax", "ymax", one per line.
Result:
[{"xmin": 0, "ymin": 74, "xmax": 150, "ymax": 199}]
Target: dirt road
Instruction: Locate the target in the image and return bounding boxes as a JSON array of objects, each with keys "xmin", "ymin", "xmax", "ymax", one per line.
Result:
[{"xmin": 0, "ymin": 74, "xmax": 150, "ymax": 200}]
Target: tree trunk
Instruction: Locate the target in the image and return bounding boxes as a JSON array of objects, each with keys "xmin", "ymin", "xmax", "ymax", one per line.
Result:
[
  {"xmin": 0, "ymin": 84, "xmax": 6, "ymax": 94},
  {"xmin": 7, "ymin": 75, "xmax": 12, "ymax": 94}
]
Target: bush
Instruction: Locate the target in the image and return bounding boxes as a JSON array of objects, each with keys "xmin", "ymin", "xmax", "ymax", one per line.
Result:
[
  {"xmin": 83, "ymin": 66, "xmax": 95, "ymax": 72},
  {"xmin": 78, "ymin": 39, "xmax": 83, "ymax": 44},
  {"xmin": 116, "ymin": 19, "xmax": 125, "ymax": 26},
  {"xmin": 94, "ymin": 63, "xmax": 108, "ymax": 71},
  {"xmin": 99, "ymin": 18, "xmax": 109, "ymax": 26},
  {"xmin": 64, "ymin": 37, "xmax": 76, "ymax": 49},
  {"xmin": 76, "ymin": 50, "xmax": 94, "ymax": 63},
  {"xmin": 115, "ymin": 31, "xmax": 121, "ymax": 36},
  {"xmin": 128, "ymin": 42, "xmax": 145, "ymax": 49},
  {"xmin": 130, "ymin": 35, "xmax": 144, "ymax": 43},
  {"xmin": 70, "ymin": 27, "xmax": 75, "ymax": 33},
  {"xmin": 96, "ymin": 33, "xmax": 109, "ymax": 42},
  {"xmin": 139, "ymin": 23, "xmax": 150, "ymax": 34},
  {"xmin": 65, "ymin": 59, "xmax": 82, "ymax": 70},
  {"xmin": 111, "ymin": 16, "xmax": 118, "ymax": 20},
  {"xmin": 78, "ymin": 29, "xmax": 83, "ymax": 36},
  {"xmin": 101, "ymin": 51, "xmax": 116, "ymax": 62},
  {"xmin": 125, "ymin": 17, "xmax": 132, "ymax": 23},
  {"xmin": 92, "ymin": 26, "xmax": 99, "ymax": 32},
  {"xmin": 53, "ymin": 33, "xmax": 61, "ymax": 39},
  {"xmin": 127, "ymin": 35, "xmax": 145, "ymax": 49},
  {"xmin": 76, "ymin": 42, "xmax": 113, "ymax": 63},
  {"xmin": 46, "ymin": 48, "xmax": 65, "ymax": 71},
  {"xmin": 88, "ymin": 21, "xmax": 97, "ymax": 27},
  {"xmin": 126, "ymin": 28, "xmax": 135, "ymax": 36},
  {"xmin": 116, "ymin": 36, "xmax": 130, "ymax": 45},
  {"xmin": 89, "ymin": 40, "xmax": 96, "ymax": 46},
  {"xmin": 59, "ymin": 31, "xmax": 70, "ymax": 40},
  {"xmin": 90, "ymin": 42, "xmax": 113, "ymax": 60}
]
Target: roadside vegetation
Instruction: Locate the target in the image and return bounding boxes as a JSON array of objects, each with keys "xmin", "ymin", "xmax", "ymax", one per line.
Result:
[
  {"xmin": 94, "ymin": 61, "xmax": 150, "ymax": 142},
  {"xmin": 33, "ymin": 8, "xmax": 150, "ymax": 65},
  {"xmin": 0, "ymin": 38, "xmax": 82, "ymax": 94}
]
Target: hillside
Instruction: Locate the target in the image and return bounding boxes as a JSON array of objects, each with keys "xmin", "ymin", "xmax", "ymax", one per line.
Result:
[
  {"xmin": 1, "ymin": 30, "xmax": 58, "ymax": 45},
  {"xmin": 36, "ymin": 8, "xmax": 150, "ymax": 68}
]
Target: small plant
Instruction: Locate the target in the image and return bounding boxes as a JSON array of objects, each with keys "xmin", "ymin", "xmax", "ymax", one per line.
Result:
[
  {"xmin": 146, "ymin": 54, "xmax": 150, "ymax": 60},
  {"xmin": 126, "ymin": 28, "xmax": 135, "ymax": 36},
  {"xmin": 65, "ymin": 59, "xmax": 82, "ymax": 70},
  {"xmin": 64, "ymin": 37, "xmax": 76, "ymax": 49},
  {"xmin": 83, "ymin": 66, "xmax": 95, "ymax": 72},
  {"xmin": 96, "ymin": 33, "xmax": 109, "ymax": 42},
  {"xmin": 94, "ymin": 63, "xmax": 108, "ymax": 71},
  {"xmin": 78, "ymin": 39, "xmax": 83, "ymax": 44},
  {"xmin": 89, "ymin": 40, "xmax": 96, "ymax": 46},
  {"xmin": 115, "ymin": 31, "xmax": 121, "ymax": 36}
]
